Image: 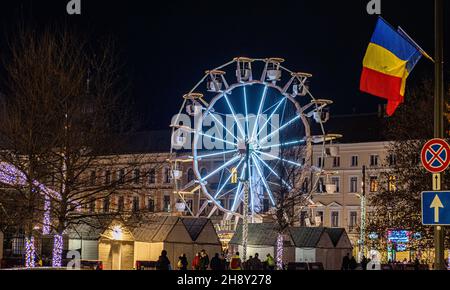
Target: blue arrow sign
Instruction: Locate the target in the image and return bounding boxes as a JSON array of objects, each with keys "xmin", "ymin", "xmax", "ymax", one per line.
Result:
[{"xmin": 422, "ymin": 191, "xmax": 450, "ymax": 225}]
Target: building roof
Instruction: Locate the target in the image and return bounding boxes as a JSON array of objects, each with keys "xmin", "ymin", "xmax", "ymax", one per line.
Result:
[
  {"xmin": 182, "ymin": 218, "xmax": 209, "ymax": 241},
  {"xmin": 115, "ymin": 130, "xmax": 172, "ymax": 154},
  {"xmin": 312, "ymin": 113, "xmax": 386, "ymax": 144}
]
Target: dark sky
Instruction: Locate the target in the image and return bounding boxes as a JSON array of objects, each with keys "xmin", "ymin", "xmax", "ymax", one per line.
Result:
[{"xmin": 0, "ymin": 0, "xmax": 448, "ymax": 130}]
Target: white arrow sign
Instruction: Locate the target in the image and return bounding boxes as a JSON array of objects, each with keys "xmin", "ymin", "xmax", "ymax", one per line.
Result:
[{"xmin": 430, "ymin": 195, "xmax": 444, "ymax": 223}]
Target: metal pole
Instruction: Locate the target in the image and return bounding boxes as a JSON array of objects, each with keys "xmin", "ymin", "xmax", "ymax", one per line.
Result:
[
  {"xmin": 359, "ymin": 165, "xmax": 367, "ymax": 263},
  {"xmin": 242, "ymin": 142, "xmax": 251, "ymax": 263},
  {"xmin": 434, "ymin": 0, "xmax": 445, "ymax": 271}
]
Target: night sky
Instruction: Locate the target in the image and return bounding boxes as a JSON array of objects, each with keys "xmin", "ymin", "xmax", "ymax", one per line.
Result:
[{"xmin": 0, "ymin": 0, "xmax": 448, "ymax": 130}]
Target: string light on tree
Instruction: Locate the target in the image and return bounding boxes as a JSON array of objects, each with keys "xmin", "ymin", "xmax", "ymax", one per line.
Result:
[
  {"xmin": 52, "ymin": 234, "xmax": 63, "ymax": 267},
  {"xmin": 25, "ymin": 237, "xmax": 35, "ymax": 268}
]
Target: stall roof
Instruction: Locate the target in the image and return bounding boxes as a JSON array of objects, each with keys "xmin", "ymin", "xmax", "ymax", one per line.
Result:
[
  {"xmin": 289, "ymin": 227, "xmax": 327, "ymax": 248},
  {"xmin": 229, "ymin": 223, "xmax": 279, "ymax": 246},
  {"xmin": 325, "ymin": 228, "xmax": 346, "ymax": 247},
  {"xmin": 66, "ymin": 216, "xmax": 115, "ymax": 240},
  {"xmin": 182, "ymin": 218, "xmax": 209, "ymax": 242}
]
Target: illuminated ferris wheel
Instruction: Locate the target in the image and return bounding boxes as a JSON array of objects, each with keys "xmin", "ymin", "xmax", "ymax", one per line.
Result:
[{"xmin": 169, "ymin": 57, "xmax": 340, "ymax": 222}]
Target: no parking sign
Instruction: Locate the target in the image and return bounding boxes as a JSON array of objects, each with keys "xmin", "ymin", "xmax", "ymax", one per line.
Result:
[{"xmin": 421, "ymin": 139, "xmax": 450, "ymax": 173}]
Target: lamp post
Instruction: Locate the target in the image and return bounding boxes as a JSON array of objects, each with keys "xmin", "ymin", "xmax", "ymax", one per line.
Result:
[
  {"xmin": 433, "ymin": 0, "xmax": 445, "ymax": 271},
  {"xmin": 359, "ymin": 165, "xmax": 367, "ymax": 263}
]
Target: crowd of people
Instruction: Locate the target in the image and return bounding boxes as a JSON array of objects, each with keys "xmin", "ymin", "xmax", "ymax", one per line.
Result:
[{"xmin": 155, "ymin": 249, "xmax": 278, "ymax": 270}]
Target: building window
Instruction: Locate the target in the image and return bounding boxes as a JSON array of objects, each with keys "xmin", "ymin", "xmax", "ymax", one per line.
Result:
[
  {"xmin": 350, "ymin": 177, "xmax": 358, "ymax": 193},
  {"xmin": 133, "ymin": 169, "xmax": 141, "ymax": 184},
  {"xmin": 200, "ymin": 168, "xmax": 208, "ymax": 177},
  {"xmin": 351, "ymin": 156, "xmax": 358, "ymax": 167},
  {"xmin": 105, "ymin": 170, "xmax": 111, "ymax": 185},
  {"xmin": 331, "ymin": 212, "xmax": 339, "ymax": 228},
  {"xmin": 118, "ymin": 169, "xmax": 125, "ymax": 184},
  {"xmin": 318, "ymin": 157, "xmax": 324, "ymax": 168},
  {"xmin": 315, "ymin": 211, "xmax": 324, "ymax": 226},
  {"xmin": 90, "ymin": 171, "xmax": 96, "ymax": 186},
  {"xmin": 300, "ymin": 211, "xmax": 308, "ymax": 227},
  {"xmin": 331, "ymin": 177, "xmax": 340, "ymax": 193},
  {"xmin": 316, "ymin": 177, "xmax": 325, "ymax": 193},
  {"xmin": 370, "ymin": 176, "xmax": 378, "ymax": 192},
  {"xmin": 164, "ymin": 168, "xmax": 171, "ymax": 184},
  {"xmin": 388, "ymin": 175, "xmax": 397, "ymax": 192},
  {"xmin": 147, "ymin": 197, "xmax": 155, "ymax": 212},
  {"xmin": 333, "ymin": 157, "xmax": 340, "ymax": 168},
  {"xmin": 370, "ymin": 155, "xmax": 379, "ymax": 167},
  {"xmin": 187, "ymin": 168, "xmax": 195, "ymax": 182},
  {"xmin": 163, "ymin": 195, "xmax": 171, "ymax": 212},
  {"xmin": 117, "ymin": 196, "xmax": 125, "ymax": 212},
  {"xmin": 389, "ymin": 154, "xmax": 397, "ymax": 167},
  {"xmin": 132, "ymin": 196, "xmax": 140, "ymax": 213},
  {"xmin": 89, "ymin": 199, "xmax": 95, "ymax": 213},
  {"xmin": 148, "ymin": 168, "xmax": 156, "ymax": 184},
  {"xmin": 103, "ymin": 197, "xmax": 110, "ymax": 213},
  {"xmin": 302, "ymin": 178, "xmax": 309, "ymax": 193},
  {"xmin": 186, "ymin": 199, "xmax": 193, "ymax": 211},
  {"xmin": 263, "ymin": 199, "xmax": 270, "ymax": 213},
  {"xmin": 349, "ymin": 211, "xmax": 358, "ymax": 230}
]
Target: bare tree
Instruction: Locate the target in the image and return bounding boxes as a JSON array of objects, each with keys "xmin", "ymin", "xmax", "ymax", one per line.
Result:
[
  {"xmin": 0, "ymin": 24, "xmax": 162, "ymax": 267},
  {"xmin": 367, "ymin": 80, "xmax": 450, "ymax": 263},
  {"xmin": 265, "ymin": 119, "xmax": 316, "ymax": 269}
]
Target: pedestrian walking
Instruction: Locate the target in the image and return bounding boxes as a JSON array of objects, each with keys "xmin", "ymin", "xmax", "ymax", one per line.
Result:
[
  {"xmin": 156, "ymin": 250, "xmax": 171, "ymax": 270},
  {"xmin": 361, "ymin": 256, "xmax": 368, "ymax": 270},
  {"xmin": 230, "ymin": 252, "xmax": 242, "ymax": 270},
  {"xmin": 178, "ymin": 254, "xmax": 188, "ymax": 270},
  {"xmin": 253, "ymin": 253, "xmax": 263, "ymax": 270},
  {"xmin": 210, "ymin": 253, "xmax": 222, "ymax": 271},
  {"xmin": 199, "ymin": 249, "xmax": 210, "ymax": 270},
  {"xmin": 265, "ymin": 254, "xmax": 275, "ymax": 270},
  {"xmin": 341, "ymin": 253, "xmax": 350, "ymax": 270},
  {"xmin": 192, "ymin": 252, "xmax": 201, "ymax": 270},
  {"xmin": 349, "ymin": 256, "xmax": 357, "ymax": 270}
]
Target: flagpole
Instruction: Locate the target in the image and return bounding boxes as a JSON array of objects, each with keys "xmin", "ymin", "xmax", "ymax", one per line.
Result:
[
  {"xmin": 397, "ymin": 27, "xmax": 435, "ymax": 63},
  {"xmin": 433, "ymin": 0, "xmax": 445, "ymax": 271}
]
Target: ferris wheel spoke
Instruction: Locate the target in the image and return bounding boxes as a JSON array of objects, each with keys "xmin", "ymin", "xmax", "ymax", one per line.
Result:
[
  {"xmin": 213, "ymin": 158, "xmax": 245, "ymax": 199},
  {"xmin": 258, "ymin": 115, "xmax": 301, "ymax": 146},
  {"xmin": 197, "ymin": 149, "xmax": 239, "ymax": 160},
  {"xmin": 244, "ymin": 86, "xmax": 250, "ymax": 137},
  {"xmin": 201, "ymin": 155, "xmax": 241, "ymax": 182},
  {"xmin": 255, "ymin": 150, "xmax": 303, "ymax": 168},
  {"xmin": 259, "ymin": 139, "xmax": 306, "ymax": 150},
  {"xmin": 199, "ymin": 132, "xmax": 237, "ymax": 147},
  {"xmin": 251, "ymin": 86, "xmax": 268, "ymax": 142},
  {"xmin": 253, "ymin": 153, "xmax": 293, "ymax": 190},
  {"xmin": 256, "ymin": 98, "xmax": 286, "ymax": 139},
  {"xmin": 217, "ymin": 186, "xmax": 238, "ymax": 200},
  {"xmin": 223, "ymin": 93, "xmax": 246, "ymax": 139},
  {"xmin": 209, "ymin": 113, "xmax": 239, "ymax": 143},
  {"xmin": 251, "ymin": 154, "xmax": 276, "ymax": 206}
]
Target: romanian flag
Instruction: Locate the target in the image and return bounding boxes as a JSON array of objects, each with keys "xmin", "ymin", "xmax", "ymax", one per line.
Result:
[{"xmin": 360, "ymin": 18, "xmax": 423, "ymax": 116}]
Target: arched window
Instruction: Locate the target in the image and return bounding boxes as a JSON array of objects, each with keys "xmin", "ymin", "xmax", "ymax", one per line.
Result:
[{"xmin": 187, "ymin": 168, "xmax": 195, "ymax": 182}]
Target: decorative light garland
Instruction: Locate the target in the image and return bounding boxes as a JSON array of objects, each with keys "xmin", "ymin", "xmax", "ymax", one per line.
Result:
[
  {"xmin": 43, "ymin": 196, "xmax": 51, "ymax": 235},
  {"xmin": 25, "ymin": 237, "xmax": 35, "ymax": 268},
  {"xmin": 276, "ymin": 233, "xmax": 283, "ymax": 270},
  {"xmin": 52, "ymin": 234, "xmax": 63, "ymax": 268}
]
